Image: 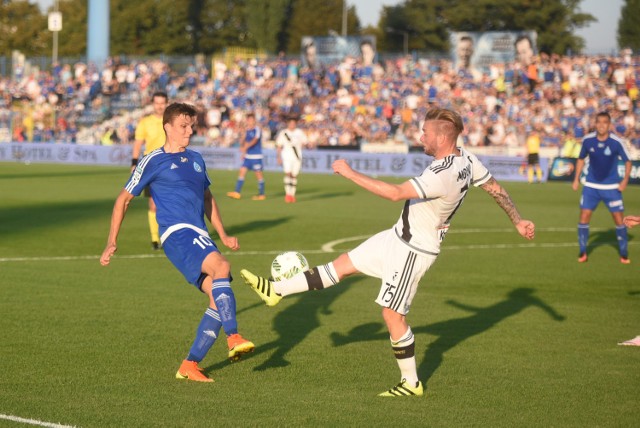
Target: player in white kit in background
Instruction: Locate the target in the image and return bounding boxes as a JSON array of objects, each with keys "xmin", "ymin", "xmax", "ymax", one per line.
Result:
[
  {"xmin": 276, "ymin": 116, "xmax": 307, "ymax": 203},
  {"xmin": 241, "ymin": 107, "xmax": 535, "ymax": 397}
]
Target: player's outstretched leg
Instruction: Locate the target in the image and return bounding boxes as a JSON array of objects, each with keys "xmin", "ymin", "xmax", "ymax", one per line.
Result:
[
  {"xmin": 240, "ymin": 269, "xmax": 282, "ymax": 307},
  {"xmin": 378, "ymin": 379, "xmax": 424, "ymax": 397}
]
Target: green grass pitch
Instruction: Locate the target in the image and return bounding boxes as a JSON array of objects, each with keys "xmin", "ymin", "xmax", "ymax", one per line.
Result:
[{"xmin": 0, "ymin": 163, "xmax": 638, "ymax": 427}]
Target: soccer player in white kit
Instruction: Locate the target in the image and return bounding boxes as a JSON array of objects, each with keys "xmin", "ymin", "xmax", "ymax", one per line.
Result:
[
  {"xmin": 241, "ymin": 108, "xmax": 535, "ymax": 396},
  {"xmin": 276, "ymin": 116, "xmax": 307, "ymax": 203}
]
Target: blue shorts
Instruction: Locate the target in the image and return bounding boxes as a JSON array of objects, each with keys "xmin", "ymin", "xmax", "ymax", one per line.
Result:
[
  {"xmin": 162, "ymin": 227, "xmax": 219, "ymax": 288},
  {"xmin": 580, "ymin": 186, "xmax": 624, "ymax": 212},
  {"xmin": 242, "ymin": 158, "xmax": 263, "ymax": 171}
]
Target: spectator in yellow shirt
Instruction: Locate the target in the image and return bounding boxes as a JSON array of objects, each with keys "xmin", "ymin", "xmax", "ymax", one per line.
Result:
[{"xmin": 525, "ymin": 127, "xmax": 542, "ymax": 183}]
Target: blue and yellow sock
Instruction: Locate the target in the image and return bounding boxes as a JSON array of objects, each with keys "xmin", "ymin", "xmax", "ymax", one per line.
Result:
[
  {"xmin": 186, "ymin": 308, "xmax": 222, "ymax": 362},
  {"xmin": 211, "ymin": 278, "xmax": 238, "ymax": 335}
]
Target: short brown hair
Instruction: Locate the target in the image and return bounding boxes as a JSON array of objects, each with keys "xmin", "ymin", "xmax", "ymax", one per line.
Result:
[
  {"xmin": 163, "ymin": 102, "xmax": 197, "ymax": 127},
  {"xmin": 424, "ymin": 108, "xmax": 464, "ymax": 139}
]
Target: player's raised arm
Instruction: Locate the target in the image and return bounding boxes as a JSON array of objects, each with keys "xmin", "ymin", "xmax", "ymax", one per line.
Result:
[
  {"xmin": 332, "ymin": 159, "xmax": 419, "ymax": 202},
  {"xmin": 480, "ymin": 177, "xmax": 535, "ymax": 240}
]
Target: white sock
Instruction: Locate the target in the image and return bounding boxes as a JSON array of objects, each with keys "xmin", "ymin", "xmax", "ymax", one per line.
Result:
[
  {"xmin": 391, "ymin": 327, "xmax": 419, "ymax": 386},
  {"xmin": 274, "ymin": 262, "xmax": 339, "ymax": 297}
]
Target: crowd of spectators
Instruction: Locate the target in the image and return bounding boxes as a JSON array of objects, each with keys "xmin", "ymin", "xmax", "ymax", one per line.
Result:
[{"xmin": 1, "ymin": 49, "xmax": 639, "ymax": 158}]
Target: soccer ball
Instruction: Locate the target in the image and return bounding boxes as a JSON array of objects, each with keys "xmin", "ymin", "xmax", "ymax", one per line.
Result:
[{"xmin": 271, "ymin": 251, "xmax": 309, "ymax": 281}]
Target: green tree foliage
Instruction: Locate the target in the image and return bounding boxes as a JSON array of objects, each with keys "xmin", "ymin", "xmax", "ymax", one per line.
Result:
[
  {"xmin": 246, "ymin": 0, "xmax": 290, "ymax": 53},
  {"xmin": 0, "ymin": 1, "xmax": 49, "ymax": 56},
  {"xmin": 287, "ymin": 0, "xmax": 360, "ymax": 53},
  {"xmin": 618, "ymin": 0, "xmax": 640, "ymax": 51},
  {"xmin": 198, "ymin": 0, "xmax": 250, "ymax": 52},
  {"xmin": 380, "ymin": 0, "xmax": 595, "ymax": 54}
]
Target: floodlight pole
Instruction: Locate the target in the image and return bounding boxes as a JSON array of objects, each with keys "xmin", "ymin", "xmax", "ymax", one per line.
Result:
[
  {"xmin": 52, "ymin": 0, "xmax": 60, "ymax": 64},
  {"xmin": 342, "ymin": 0, "xmax": 347, "ymax": 37}
]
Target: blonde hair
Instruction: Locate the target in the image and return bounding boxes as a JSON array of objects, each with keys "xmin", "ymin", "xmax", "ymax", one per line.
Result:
[{"xmin": 424, "ymin": 108, "xmax": 464, "ymax": 141}]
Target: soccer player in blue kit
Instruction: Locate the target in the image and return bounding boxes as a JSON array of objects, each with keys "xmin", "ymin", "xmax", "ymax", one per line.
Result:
[
  {"xmin": 227, "ymin": 113, "xmax": 266, "ymax": 200},
  {"xmin": 100, "ymin": 102, "xmax": 254, "ymax": 382},
  {"xmin": 572, "ymin": 111, "xmax": 632, "ymax": 264}
]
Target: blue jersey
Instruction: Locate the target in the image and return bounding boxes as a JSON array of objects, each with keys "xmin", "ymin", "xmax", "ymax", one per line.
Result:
[
  {"xmin": 244, "ymin": 126, "xmax": 262, "ymax": 159},
  {"xmin": 579, "ymin": 132, "xmax": 630, "ymax": 189},
  {"xmin": 125, "ymin": 148, "xmax": 211, "ymax": 238}
]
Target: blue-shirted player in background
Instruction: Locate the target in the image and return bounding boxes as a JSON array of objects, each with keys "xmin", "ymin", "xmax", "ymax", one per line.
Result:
[
  {"xmin": 227, "ymin": 113, "xmax": 266, "ymax": 200},
  {"xmin": 572, "ymin": 111, "xmax": 632, "ymax": 264},
  {"xmin": 101, "ymin": 102, "xmax": 254, "ymax": 382}
]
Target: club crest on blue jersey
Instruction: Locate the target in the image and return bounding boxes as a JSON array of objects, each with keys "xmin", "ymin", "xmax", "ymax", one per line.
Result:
[{"xmin": 193, "ymin": 162, "xmax": 202, "ymax": 173}]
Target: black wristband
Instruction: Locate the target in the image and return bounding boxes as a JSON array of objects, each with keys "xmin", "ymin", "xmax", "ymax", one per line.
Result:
[{"xmin": 131, "ymin": 158, "xmax": 138, "ymax": 166}]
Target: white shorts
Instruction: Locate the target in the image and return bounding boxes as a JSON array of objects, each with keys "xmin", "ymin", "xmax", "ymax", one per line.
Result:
[
  {"xmin": 282, "ymin": 157, "xmax": 301, "ymax": 176},
  {"xmin": 348, "ymin": 229, "xmax": 437, "ymax": 315}
]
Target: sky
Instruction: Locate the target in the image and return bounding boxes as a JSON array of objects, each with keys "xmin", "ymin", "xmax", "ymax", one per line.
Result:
[{"xmin": 35, "ymin": 0, "xmax": 623, "ymax": 54}]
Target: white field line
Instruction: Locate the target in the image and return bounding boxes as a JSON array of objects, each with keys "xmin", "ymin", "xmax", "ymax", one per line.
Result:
[
  {"xmin": 0, "ymin": 228, "xmax": 624, "ymax": 263},
  {"xmin": 0, "ymin": 414, "xmax": 76, "ymax": 428}
]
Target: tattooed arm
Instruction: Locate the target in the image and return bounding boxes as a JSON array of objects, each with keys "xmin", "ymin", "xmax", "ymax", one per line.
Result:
[{"xmin": 480, "ymin": 177, "xmax": 535, "ymax": 240}]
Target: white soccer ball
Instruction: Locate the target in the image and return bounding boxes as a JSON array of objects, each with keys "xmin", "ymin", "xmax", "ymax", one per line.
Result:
[{"xmin": 270, "ymin": 251, "xmax": 309, "ymax": 281}]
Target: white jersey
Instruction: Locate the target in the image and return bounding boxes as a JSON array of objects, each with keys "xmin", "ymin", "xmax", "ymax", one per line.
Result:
[
  {"xmin": 276, "ymin": 128, "xmax": 307, "ymax": 161},
  {"xmin": 393, "ymin": 147, "xmax": 491, "ymax": 255}
]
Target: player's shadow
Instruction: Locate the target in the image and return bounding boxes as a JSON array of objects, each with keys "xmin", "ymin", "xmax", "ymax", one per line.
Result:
[
  {"xmin": 586, "ymin": 229, "xmax": 634, "ymax": 255},
  {"xmin": 224, "ymin": 217, "xmax": 293, "ymax": 236},
  {"xmin": 330, "ymin": 287, "xmax": 565, "ymax": 386},
  {"xmin": 203, "ymin": 277, "xmax": 360, "ymax": 373}
]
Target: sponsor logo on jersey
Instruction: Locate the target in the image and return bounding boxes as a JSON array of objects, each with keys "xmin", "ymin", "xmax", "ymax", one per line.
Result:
[
  {"xmin": 193, "ymin": 162, "xmax": 202, "ymax": 172},
  {"xmin": 604, "ymin": 147, "xmax": 611, "ymax": 156},
  {"xmin": 457, "ymin": 164, "xmax": 471, "ymax": 181},
  {"xmin": 170, "ymin": 163, "xmax": 178, "ymax": 169}
]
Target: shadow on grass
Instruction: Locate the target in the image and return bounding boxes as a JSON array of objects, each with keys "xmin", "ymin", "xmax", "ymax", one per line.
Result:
[
  {"xmin": 203, "ymin": 276, "xmax": 360, "ymax": 373},
  {"xmin": 330, "ymin": 287, "xmax": 565, "ymax": 386},
  {"xmin": 586, "ymin": 229, "xmax": 634, "ymax": 256},
  {"xmin": 0, "ymin": 168, "xmax": 125, "ymax": 180},
  {"xmin": 0, "ymin": 199, "xmax": 118, "ymax": 237},
  {"xmin": 225, "ymin": 217, "xmax": 294, "ymax": 236}
]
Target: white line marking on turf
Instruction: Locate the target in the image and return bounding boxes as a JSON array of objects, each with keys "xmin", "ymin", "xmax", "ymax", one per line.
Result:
[
  {"xmin": 0, "ymin": 414, "xmax": 76, "ymax": 428},
  {"xmin": 2, "ymin": 241, "xmax": 636, "ymax": 264}
]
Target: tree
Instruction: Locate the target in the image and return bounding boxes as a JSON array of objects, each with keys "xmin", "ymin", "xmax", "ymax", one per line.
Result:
[
  {"xmin": 439, "ymin": 0, "xmax": 595, "ymax": 54},
  {"xmin": 618, "ymin": 0, "xmax": 640, "ymax": 51},
  {"xmin": 380, "ymin": 0, "xmax": 595, "ymax": 54},
  {"xmin": 0, "ymin": 1, "xmax": 49, "ymax": 56},
  {"xmin": 246, "ymin": 0, "xmax": 290, "ymax": 54},
  {"xmin": 287, "ymin": 0, "xmax": 360, "ymax": 53},
  {"xmin": 199, "ymin": 0, "xmax": 250, "ymax": 53}
]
